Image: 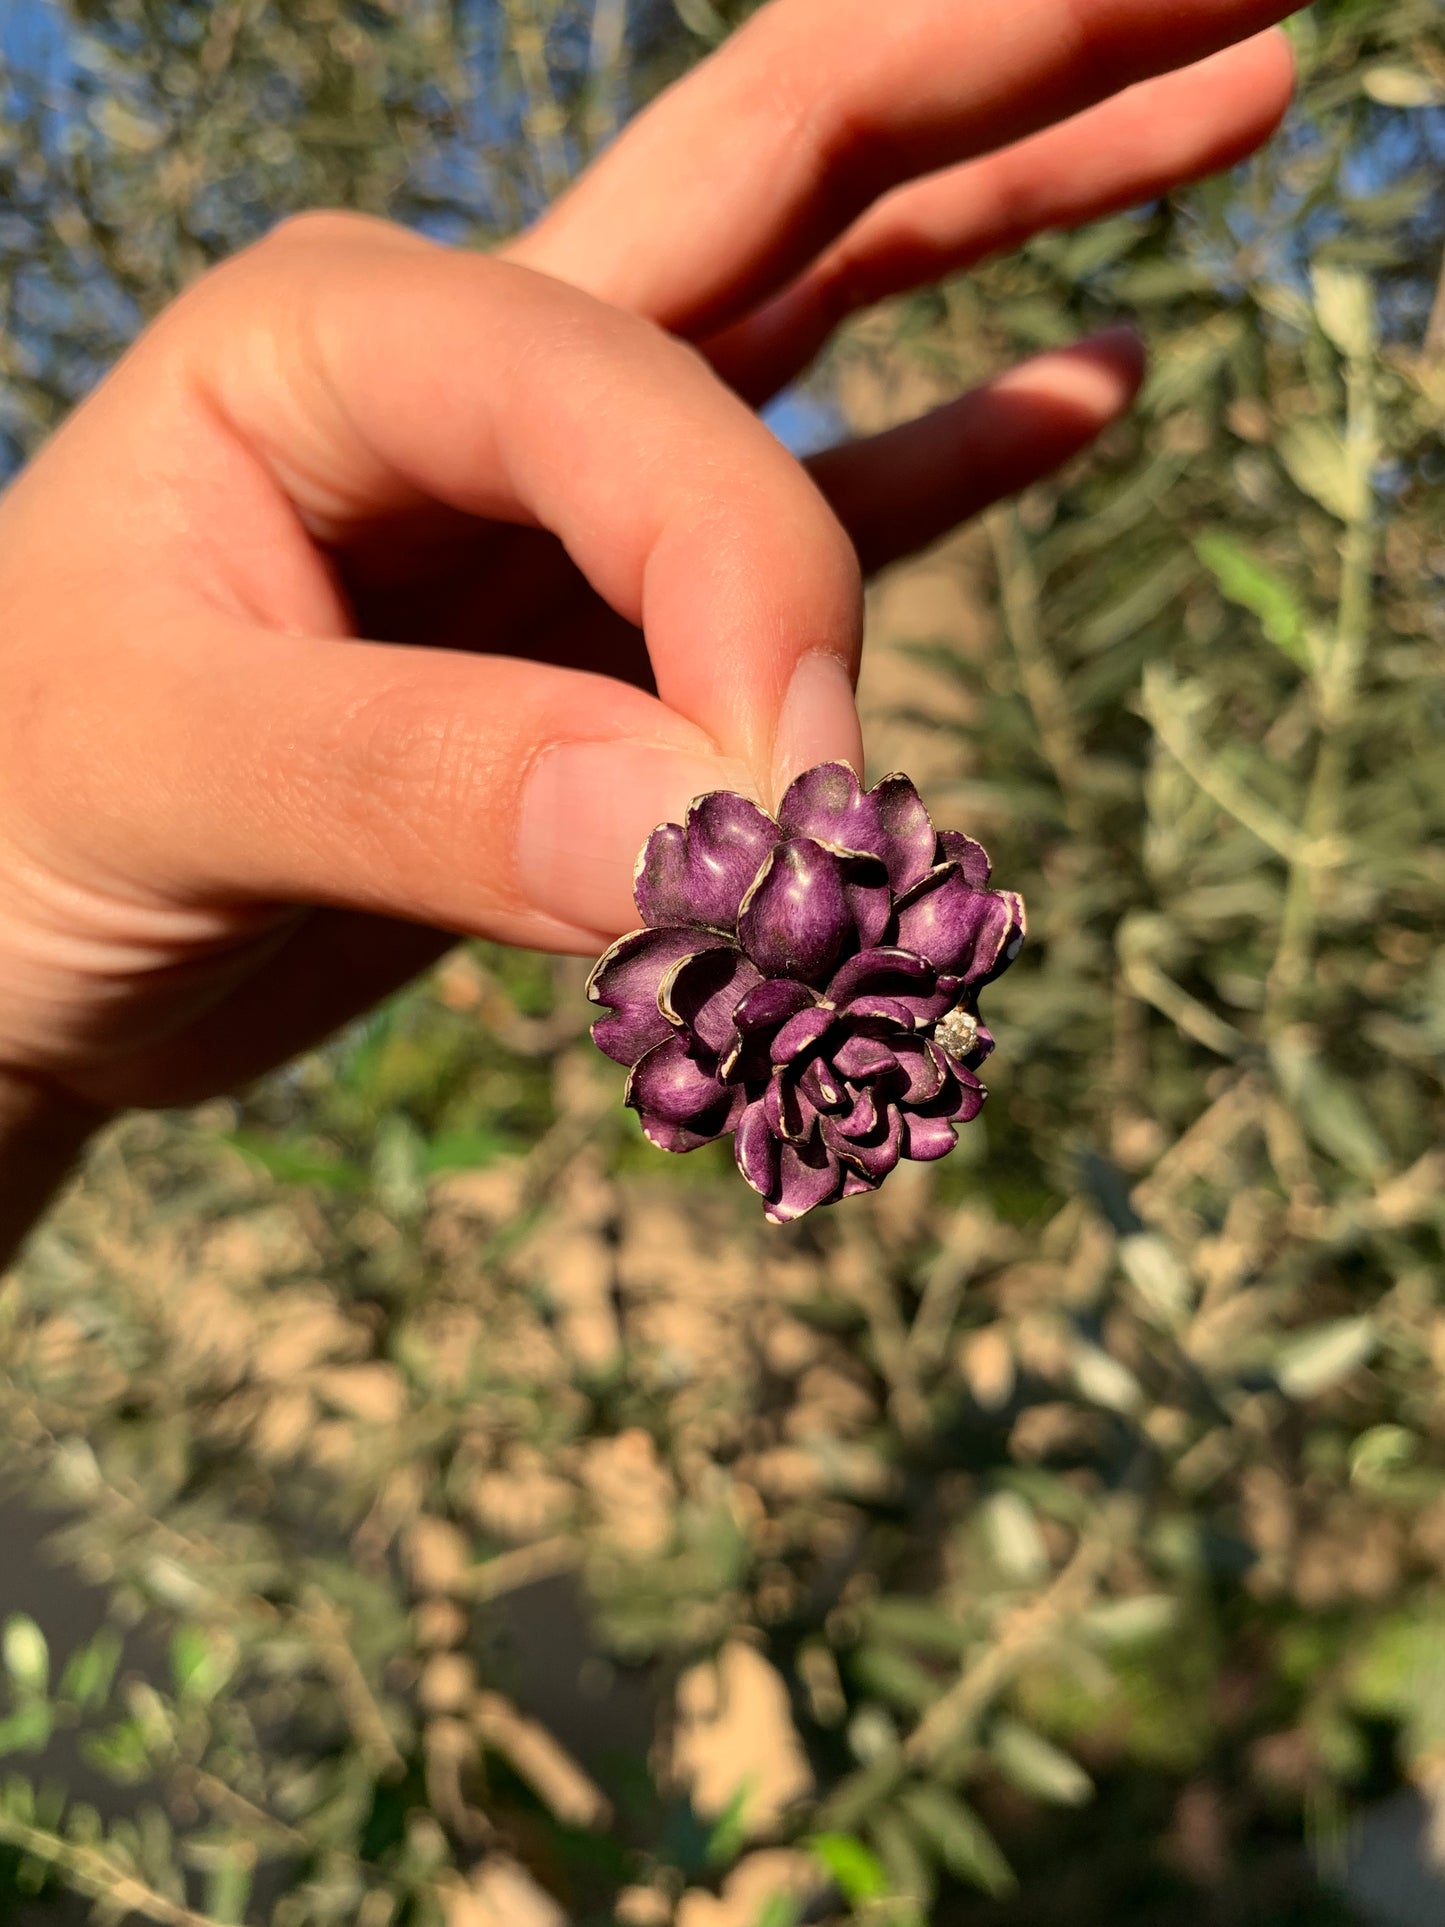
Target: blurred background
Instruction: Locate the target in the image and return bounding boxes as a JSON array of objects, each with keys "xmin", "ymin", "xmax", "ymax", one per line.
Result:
[{"xmin": 0, "ymin": 1, "xmax": 1443, "ymax": 1923}]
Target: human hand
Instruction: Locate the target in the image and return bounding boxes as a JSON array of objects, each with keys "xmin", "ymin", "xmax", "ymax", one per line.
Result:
[{"xmin": 0, "ymin": 0, "xmax": 1296, "ymax": 1168}]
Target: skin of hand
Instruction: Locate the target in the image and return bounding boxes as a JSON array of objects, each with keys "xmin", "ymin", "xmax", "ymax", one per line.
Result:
[{"xmin": 0, "ymin": 0, "xmax": 1300, "ymax": 1257}]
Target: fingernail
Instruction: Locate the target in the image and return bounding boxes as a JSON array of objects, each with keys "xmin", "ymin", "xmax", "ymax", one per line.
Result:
[
  {"xmin": 1052, "ymin": 323, "xmax": 1146, "ymax": 405},
  {"xmin": 1085, "ymin": 319, "xmax": 1145, "ymax": 354},
  {"xmin": 770, "ymin": 651, "xmax": 863, "ymax": 810},
  {"xmin": 518, "ymin": 741, "xmax": 756, "ymax": 937}
]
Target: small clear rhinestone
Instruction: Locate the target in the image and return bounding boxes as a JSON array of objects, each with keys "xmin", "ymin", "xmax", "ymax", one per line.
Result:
[{"xmin": 934, "ymin": 1004, "xmax": 980, "ymax": 1062}]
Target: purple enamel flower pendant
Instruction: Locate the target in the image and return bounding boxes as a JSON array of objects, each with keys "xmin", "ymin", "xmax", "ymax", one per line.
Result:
[{"xmin": 586, "ymin": 763, "xmax": 1025, "ymax": 1225}]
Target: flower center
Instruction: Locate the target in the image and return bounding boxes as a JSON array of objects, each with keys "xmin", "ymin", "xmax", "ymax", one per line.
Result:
[{"xmin": 932, "ymin": 1003, "xmax": 980, "ymax": 1062}]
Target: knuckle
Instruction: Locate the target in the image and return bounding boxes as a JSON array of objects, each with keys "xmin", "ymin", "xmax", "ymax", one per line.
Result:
[
  {"xmin": 1054, "ymin": 0, "xmax": 1138, "ymax": 104},
  {"xmin": 191, "ymin": 210, "xmax": 426, "ymax": 302},
  {"xmin": 153, "ymin": 210, "xmax": 390, "ymax": 327},
  {"xmin": 330, "ymin": 679, "xmax": 485, "ymax": 844},
  {"xmin": 261, "ymin": 207, "xmax": 397, "ymax": 256}
]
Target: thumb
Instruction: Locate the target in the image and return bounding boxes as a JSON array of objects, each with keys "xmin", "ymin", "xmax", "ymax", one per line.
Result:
[
  {"xmin": 117, "ymin": 624, "xmax": 763, "ymax": 948},
  {"xmin": 0, "ymin": 218, "xmax": 864, "ymax": 950}
]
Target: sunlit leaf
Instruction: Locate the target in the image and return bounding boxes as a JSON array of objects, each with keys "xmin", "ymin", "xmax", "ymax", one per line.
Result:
[
  {"xmin": 1071, "ymin": 1340, "xmax": 1144, "ymax": 1416},
  {"xmin": 58, "ymin": 1630, "xmax": 122, "ymax": 1713},
  {"xmin": 2, "ymin": 1617, "xmax": 48, "ymax": 1697},
  {"xmin": 980, "ymin": 1491, "xmax": 1049, "ymax": 1584},
  {"xmin": 1362, "ymin": 66, "xmax": 1442, "ymax": 107},
  {"xmin": 806, "ymin": 1831, "xmax": 890, "ymax": 1903},
  {"xmin": 1081, "ymin": 1596, "xmax": 1179, "ymax": 1648},
  {"xmin": 1278, "ymin": 420, "xmax": 1370, "ymax": 524},
  {"xmin": 990, "ymin": 1717, "xmax": 1094, "ymax": 1807},
  {"xmin": 897, "ymin": 1784, "xmax": 1017, "ymax": 1896},
  {"xmin": 868, "ymin": 1805, "xmax": 936, "ymax": 1906},
  {"xmin": 1312, "ymin": 262, "xmax": 1376, "ymax": 360},
  {"xmin": 1275, "ymin": 1319, "xmax": 1378, "ymax": 1401},
  {"xmin": 0, "ymin": 1703, "xmax": 53, "ymax": 1757},
  {"xmin": 1193, "ymin": 532, "xmax": 1312, "ymax": 668}
]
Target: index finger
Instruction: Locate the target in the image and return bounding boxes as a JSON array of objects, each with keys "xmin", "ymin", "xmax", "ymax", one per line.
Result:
[
  {"xmin": 510, "ymin": 0, "xmax": 1301, "ymax": 336},
  {"xmin": 9, "ymin": 219, "xmax": 865, "ymax": 942},
  {"xmin": 176, "ymin": 216, "xmax": 864, "ymax": 776}
]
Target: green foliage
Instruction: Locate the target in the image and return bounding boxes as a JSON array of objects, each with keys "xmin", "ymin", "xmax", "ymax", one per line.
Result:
[
  {"xmin": 1192, "ymin": 532, "xmax": 1313, "ymax": 669},
  {"xmin": 806, "ymin": 1833, "xmax": 890, "ymax": 1905},
  {"xmin": 3, "ymin": 1616, "xmax": 49, "ymax": 1698},
  {"xmin": 0, "ymin": 0, "xmax": 1443, "ymax": 1924}
]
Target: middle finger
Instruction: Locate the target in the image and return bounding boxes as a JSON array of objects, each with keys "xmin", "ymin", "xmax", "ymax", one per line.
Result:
[
  {"xmin": 705, "ymin": 34, "xmax": 1296, "ymax": 405},
  {"xmin": 510, "ymin": 0, "xmax": 1301, "ymax": 340}
]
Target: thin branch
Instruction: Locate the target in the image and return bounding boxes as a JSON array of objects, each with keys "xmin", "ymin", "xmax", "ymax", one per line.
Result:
[
  {"xmin": 1139, "ymin": 671, "xmax": 1320, "ymax": 868},
  {"xmin": 502, "ymin": 0, "xmax": 572, "ymax": 202},
  {"xmin": 0, "ymin": 1396, "xmax": 283, "ymax": 1634},
  {"xmin": 173, "ymin": 1764, "xmax": 308, "ymax": 1852},
  {"xmin": 907, "ymin": 1215, "xmax": 991, "ymax": 1373},
  {"xmin": 300, "ymin": 1589, "xmax": 406, "ymax": 1780},
  {"xmin": 473, "ymin": 1690, "xmax": 612, "ymax": 1828},
  {"xmin": 1131, "ymin": 1074, "xmax": 1260, "ymax": 1223},
  {"xmin": 455, "ymin": 1534, "xmax": 579, "ymax": 1601},
  {"xmin": 1120, "ymin": 953, "xmax": 1247, "ymax": 1062},
  {"xmin": 903, "ymin": 1517, "xmax": 1120, "ymax": 1768},
  {"xmin": 828, "ymin": 1223, "xmax": 931, "ymax": 1444},
  {"xmin": 0, "ymin": 1810, "xmax": 218, "ymax": 1927},
  {"xmin": 1265, "ymin": 343, "xmax": 1378, "ymax": 1038},
  {"xmin": 1425, "ymin": 244, "xmax": 1445, "ymax": 361},
  {"xmin": 584, "ymin": 0, "xmax": 629, "ymax": 154},
  {"xmin": 987, "ymin": 507, "xmax": 1086, "ymax": 820}
]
